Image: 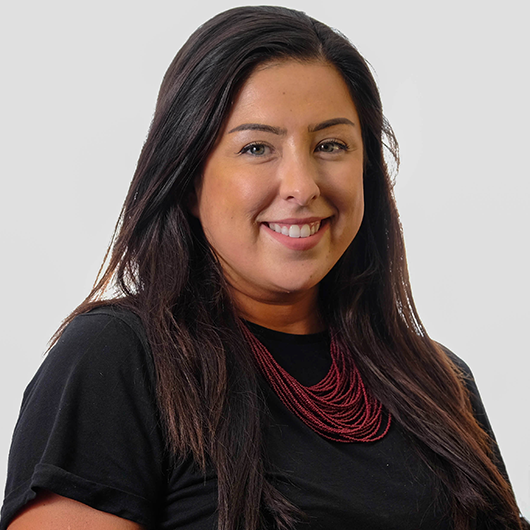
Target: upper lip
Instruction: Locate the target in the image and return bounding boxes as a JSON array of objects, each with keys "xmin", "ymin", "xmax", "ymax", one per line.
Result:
[{"xmin": 264, "ymin": 216, "xmax": 328, "ymax": 224}]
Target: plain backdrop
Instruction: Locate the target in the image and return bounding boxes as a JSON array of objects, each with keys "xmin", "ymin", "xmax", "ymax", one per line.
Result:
[{"xmin": 1, "ymin": 0, "xmax": 528, "ymax": 519}]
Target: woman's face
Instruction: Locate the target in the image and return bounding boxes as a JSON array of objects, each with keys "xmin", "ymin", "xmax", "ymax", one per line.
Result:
[{"xmin": 191, "ymin": 60, "xmax": 364, "ymax": 308}]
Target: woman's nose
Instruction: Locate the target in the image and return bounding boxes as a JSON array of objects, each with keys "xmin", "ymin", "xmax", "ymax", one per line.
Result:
[{"xmin": 278, "ymin": 154, "xmax": 320, "ymax": 206}]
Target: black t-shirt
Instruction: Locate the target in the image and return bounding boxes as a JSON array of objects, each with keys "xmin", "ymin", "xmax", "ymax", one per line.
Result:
[{"xmin": 0, "ymin": 308, "xmax": 505, "ymax": 529}]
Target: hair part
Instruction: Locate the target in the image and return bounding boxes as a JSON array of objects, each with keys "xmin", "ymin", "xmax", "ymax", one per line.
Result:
[{"xmin": 58, "ymin": 6, "xmax": 526, "ymax": 530}]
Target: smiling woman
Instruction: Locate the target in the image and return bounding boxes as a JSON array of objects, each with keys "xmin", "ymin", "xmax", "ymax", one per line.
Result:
[
  {"xmin": 191, "ymin": 60, "xmax": 364, "ymax": 332},
  {"xmin": 0, "ymin": 5, "xmax": 528, "ymax": 530}
]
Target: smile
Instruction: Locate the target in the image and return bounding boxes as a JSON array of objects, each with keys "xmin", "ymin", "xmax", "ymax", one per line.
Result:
[{"xmin": 266, "ymin": 221, "xmax": 322, "ymax": 239}]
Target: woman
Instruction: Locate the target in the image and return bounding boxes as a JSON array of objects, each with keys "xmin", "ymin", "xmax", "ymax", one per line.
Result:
[{"xmin": 1, "ymin": 5, "xmax": 527, "ymax": 530}]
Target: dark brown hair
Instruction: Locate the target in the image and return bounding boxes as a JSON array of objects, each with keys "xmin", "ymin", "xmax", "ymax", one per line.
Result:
[{"xmin": 61, "ymin": 6, "xmax": 526, "ymax": 530}]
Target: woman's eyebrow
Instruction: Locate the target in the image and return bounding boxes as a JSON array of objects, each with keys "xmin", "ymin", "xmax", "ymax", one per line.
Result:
[
  {"xmin": 309, "ymin": 117, "xmax": 356, "ymax": 132},
  {"xmin": 227, "ymin": 117, "xmax": 356, "ymax": 135},
  {"xmin": 228, "ymin": 123, "xmax": 287, "ymax": 135}
]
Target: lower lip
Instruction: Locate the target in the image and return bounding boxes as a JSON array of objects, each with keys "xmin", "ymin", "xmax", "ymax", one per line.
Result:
[{"xmin": 262, "ymin": 220, "xmax": 329, "ymax": 250}]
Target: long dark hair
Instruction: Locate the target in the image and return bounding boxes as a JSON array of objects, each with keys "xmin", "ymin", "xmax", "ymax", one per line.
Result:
[{"xmin": 60, "ymin": 6, "xmax": 525, "ymax": 530}]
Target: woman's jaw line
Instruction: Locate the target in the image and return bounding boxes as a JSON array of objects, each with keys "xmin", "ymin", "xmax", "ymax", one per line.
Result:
[{"xmin": 230, "ymin": 283, "xmax": 324, "ymax": 334}]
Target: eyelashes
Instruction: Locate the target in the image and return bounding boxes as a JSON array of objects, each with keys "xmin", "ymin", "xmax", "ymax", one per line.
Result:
[
  {"xmin": 240, "ymin": 143, "xmax": 270, "ymax": 156},
  {"xmin": 315, "ymin": 140, "xmax": 349, "ymax": 153},
  {"xmin": 238, "ymin": 139, "xmax": 350, "ymax": 157}
]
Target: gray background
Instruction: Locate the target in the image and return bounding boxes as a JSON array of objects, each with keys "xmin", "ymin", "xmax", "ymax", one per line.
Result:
[{"xmin": 1, "ymin": 0, "xmax": 528, "ymax": 518}]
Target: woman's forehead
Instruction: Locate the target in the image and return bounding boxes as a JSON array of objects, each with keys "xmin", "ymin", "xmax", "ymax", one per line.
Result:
[{"xmin": 224, "ymin": 60, "xmax": 359, "ymax": 131}]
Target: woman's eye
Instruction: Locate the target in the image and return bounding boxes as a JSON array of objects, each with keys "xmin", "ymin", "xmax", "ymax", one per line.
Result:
[
  {"xmin": 316, "ymin": 140, "xmax": 348, "ymax": 153},
  {"xmin": 240, "ymin": 143, "xmax": 269, "ymax": 156}
]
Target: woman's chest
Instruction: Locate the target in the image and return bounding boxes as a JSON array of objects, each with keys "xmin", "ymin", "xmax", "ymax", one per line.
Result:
[{"xmin": 157, "ymin": 393, "xmax": 452, "ymax": 530}]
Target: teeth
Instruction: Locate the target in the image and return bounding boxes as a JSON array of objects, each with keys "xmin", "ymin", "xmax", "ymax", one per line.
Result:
[
  {"xmin": 268, "ymin": 221, "xmax": 321, "ymax": 238},
  {"xmin": 289, "ymin": 225, "xmax": 300, "ymax": 238}
]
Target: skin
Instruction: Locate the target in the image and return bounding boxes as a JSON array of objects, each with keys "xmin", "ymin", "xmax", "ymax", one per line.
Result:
[
  {"xmin": 192, "ymin": 60, "xmax": 364, "ymax": 334},
  {"xmin": 8, "ymin": 490, "xmax": 143, "ymax": 529},
  {"xmin": 8, "ymin": 59, "xmax": 365, "ymax": 528}
]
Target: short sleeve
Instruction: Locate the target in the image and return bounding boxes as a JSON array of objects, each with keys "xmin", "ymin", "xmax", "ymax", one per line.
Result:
[{"xmin": 0, "ymin": 308, "xmax": 166, "ymax": 530}]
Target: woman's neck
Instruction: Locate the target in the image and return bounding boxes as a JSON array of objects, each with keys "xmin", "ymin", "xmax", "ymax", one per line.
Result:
[{"xmin": 231, "ymin": 286, "xmax": 324, "ymax": 335}]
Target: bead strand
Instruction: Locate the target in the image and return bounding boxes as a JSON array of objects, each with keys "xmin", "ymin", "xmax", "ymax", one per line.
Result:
[{"xmin": 242, "ymin": 325, "xmax": 391, "ymax": 443}]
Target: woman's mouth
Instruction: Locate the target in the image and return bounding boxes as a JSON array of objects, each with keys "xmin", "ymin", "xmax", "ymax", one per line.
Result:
[{"xmin": 265, "ymin": 220, "xmax": 322, "ymax": 239}]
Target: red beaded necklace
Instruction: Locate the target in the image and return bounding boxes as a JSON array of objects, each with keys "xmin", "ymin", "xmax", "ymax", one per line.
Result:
[{"xmin": 241, "ymin": 324, "xmax": 391, "ymax": 443}]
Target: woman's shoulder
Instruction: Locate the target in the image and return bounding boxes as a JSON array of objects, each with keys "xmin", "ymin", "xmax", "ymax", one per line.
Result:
[
  {"xmin": 437, "ymin": 343, "xmax": 473, "ymax": 378},
  {"xmin": 54, "ymin": 305, "xmax": 149, "ymax": 359},
  {"xmin": 2, "ymin": 305, "xmax": 164, "ymax": 530},
  {"xmin": 31, "ymin": 305, "xmax": 152, "ymax": 393},
  {"xmin": 436, "ymin": 343, "xmax": 498, "ymax": 440},
  {"xmin": 20, "ymin": 303, "xmax": 159, "ymax": 430},
  {"xmin": 437, "ymin": 343, "xmax": 482, "ymax": 400}
]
